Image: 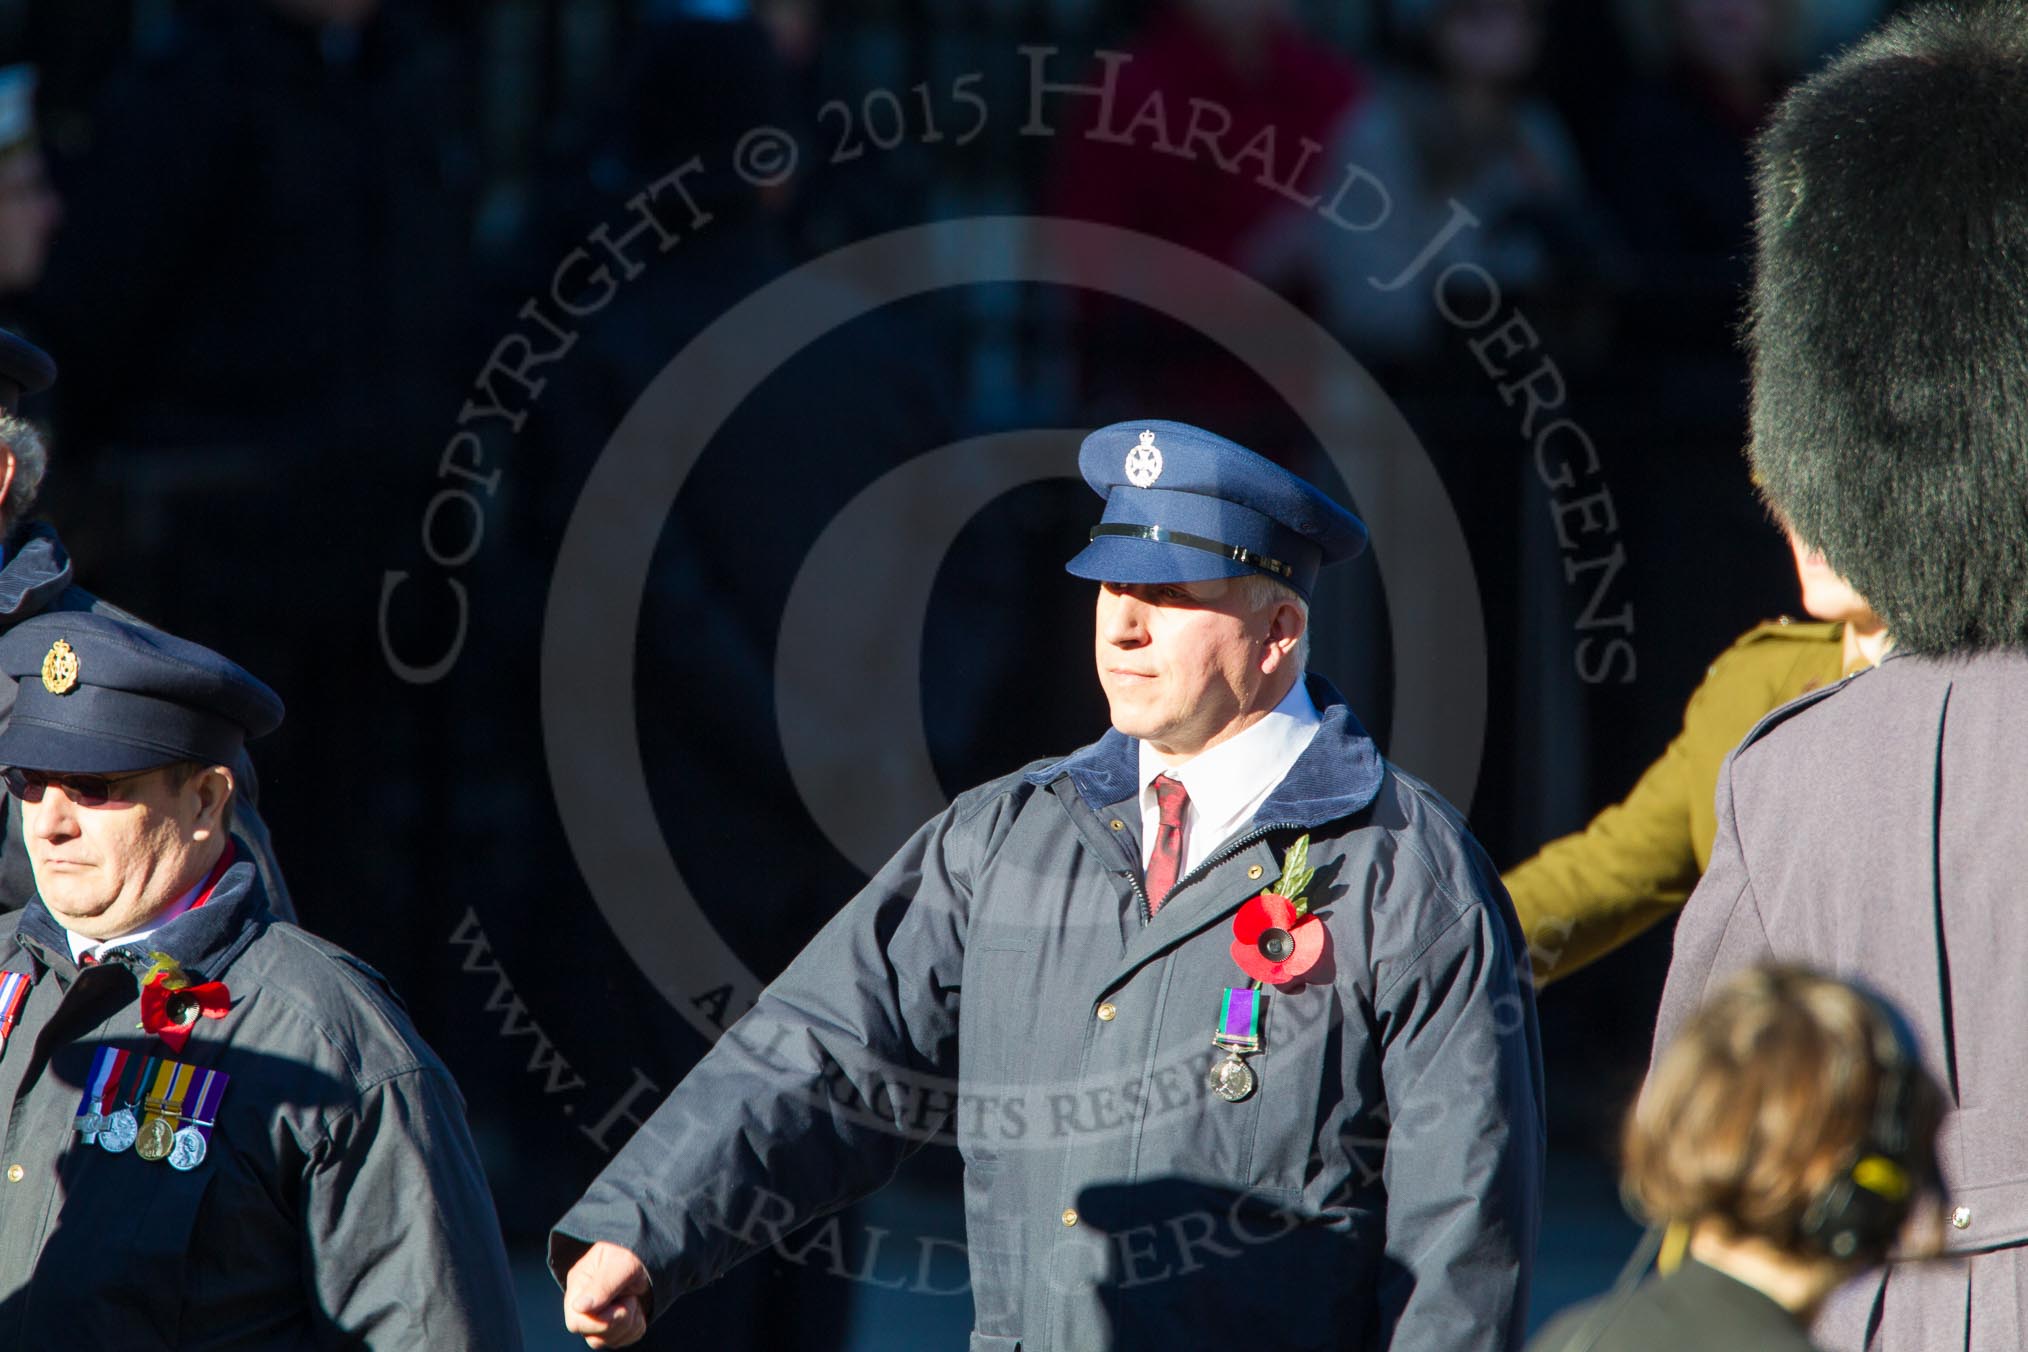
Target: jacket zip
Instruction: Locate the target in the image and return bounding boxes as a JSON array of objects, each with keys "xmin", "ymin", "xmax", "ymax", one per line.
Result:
[{"xmin": 1135, "ymin": 820, "xmax": 1305, "ymax": 924}]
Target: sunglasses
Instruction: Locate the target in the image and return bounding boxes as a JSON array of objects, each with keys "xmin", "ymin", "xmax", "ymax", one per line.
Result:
[{"xmin": 0, "ymin": 766, "xmax": 158, "ymax": 807}]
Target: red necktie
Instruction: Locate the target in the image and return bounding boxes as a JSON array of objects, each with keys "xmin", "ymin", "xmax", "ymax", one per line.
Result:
[{"xmin": 1145, "ymin": 774, "xmax": 1190, "ymax": 915}]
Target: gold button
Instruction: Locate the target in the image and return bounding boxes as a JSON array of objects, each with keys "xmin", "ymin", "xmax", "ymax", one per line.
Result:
[
  {"xmin": 1096, "ymin": 1002, "xmax": 1117, "ymax": 1022},
  {"xmin": 1109, "ymin": 819, "xmax": 1124, "ymax": 831},
  {"xmin": 1247, "ymin": 864, "xmax": 1264, "ymax": 880},
  {"xmin": 1952, "ymin": 1206, "xmax": 1972, "ymax": 1229},
  {"xmin": 5, "ymin": 1164, "xmax": 21, "ymax": 1183},
  {"xmin": 1061, "ymin": 1208, "xmax": 1079, "ymax": 1227}
]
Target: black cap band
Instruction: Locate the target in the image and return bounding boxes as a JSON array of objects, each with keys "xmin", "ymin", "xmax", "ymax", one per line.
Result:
[{"xmin": 1088, "ymin": 523, "xmax": 1294, "ymax": 579}]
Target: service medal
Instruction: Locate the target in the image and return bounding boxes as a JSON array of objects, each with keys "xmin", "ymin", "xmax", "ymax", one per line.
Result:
[
  {"xmin": 134, "ymin": 1060, "xmax": 199, "ymax": 1162},
  {"xmin": 1207, "ymin": 986, "xmax": 1264, "ymax": 1103},
  {"xmin": 135, "ymin": 1115, "xmax": 175, "ymax": 1161},
  {"xmin": 161, "ymin": 1066, "xmax": 229, "ymax": 1173},
  {"xmin": 167, "ymin": 1125, "xmax": 207, "ymax": 1172},
  {"xmin": 1208, "ymin": 1053, "xmax": 1257, "ymax": 1103},
  {"xmin": 99, "ymin": 1107, "xmax": 138, "ymax": 1153}
]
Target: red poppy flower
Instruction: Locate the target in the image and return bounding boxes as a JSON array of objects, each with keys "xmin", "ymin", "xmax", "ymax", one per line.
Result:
[
  {"xmin": 1230, "ymin": 893, "xmax": 1325, "ymax": 986},
  {"xmin": 139, "ymin": 973, "xmax": 230, "ymax": 1054}
]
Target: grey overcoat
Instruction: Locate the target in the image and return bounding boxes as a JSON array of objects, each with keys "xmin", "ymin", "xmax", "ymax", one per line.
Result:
[
  {"xmin": 1654, "ymin": 650, "xmax": 2028, "ymax": 1351},
  {"xmin": 553, "ymin": 678, "xmax": 1545, "ymax": 1351},
  {"xmin": 0, "ymin": 860, "xmax": 521, "ymax": 1349}
]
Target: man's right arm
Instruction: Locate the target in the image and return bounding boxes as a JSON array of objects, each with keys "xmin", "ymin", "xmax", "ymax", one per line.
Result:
[
  {"xmin": 549, "ymin": 790, "xmax": 993, "ymax": 1325},
  {"xmin": 1505, "ymin": 630, "xmax": 1805, "ymax": 987},
  {"xmin": 1502, "ymin": 732, "xmax": 1700, "ymax": 987}
]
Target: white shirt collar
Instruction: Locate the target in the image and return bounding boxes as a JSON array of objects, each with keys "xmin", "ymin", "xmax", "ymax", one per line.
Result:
[
  {"xmin": 64, "ymin": 874, "xmax": 209, "ymax": 966},
  {"xmin": 1136, "ymin": 679, "xmax": 1320, "ymax": 874}
]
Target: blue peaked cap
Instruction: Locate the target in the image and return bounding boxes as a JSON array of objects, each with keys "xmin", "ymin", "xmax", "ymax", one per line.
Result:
[
  {"xmin": 1064, "ymin": 420, "xmax": 1368, "ymax": 600},
  {"xmin": 0, "ymin": 612, "xmax": 283, "ymax": 774}
]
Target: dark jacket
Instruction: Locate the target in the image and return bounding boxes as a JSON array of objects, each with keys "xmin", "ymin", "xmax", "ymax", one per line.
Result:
[
  {"xmin": 1529, "ymin": 1259, "xmax": 1821, "ymax": 1352},
  {"xmin": 0, "ymin": 521, "xmax": 292, "ymax": 918},
  {"xmin": 0, "ymin": 859, "xmax": 519, "ymax": 1349},
  {"xmin": 553, "ymin": 677, "xmax": 1545, "ymax": 1351},
  {"xmin": 1656, "ymin": 651, "xmax": 2028, "ymax": 1350}
]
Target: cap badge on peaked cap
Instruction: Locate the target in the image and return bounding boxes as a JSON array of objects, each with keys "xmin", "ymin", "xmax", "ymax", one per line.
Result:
[
  {"xmin": 1124, "ymin": 429, "xmax": 1164, "ymax": 488},
  {"xmin": 40, "ymin": 638, "xmax": 76, "ymax": 695}
]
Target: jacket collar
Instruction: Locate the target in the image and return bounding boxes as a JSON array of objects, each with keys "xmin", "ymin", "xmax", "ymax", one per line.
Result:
[
  {"xmin": 0, "ymin": 521, "xmax": 76, "ymax": 623},
  {"xmin": 1025, "ymin": 673, "xmax": 1385, "ymax": 829},
  {"xmin": 10, "ymin": 859, "xmax": 271, "ymax": 986}
]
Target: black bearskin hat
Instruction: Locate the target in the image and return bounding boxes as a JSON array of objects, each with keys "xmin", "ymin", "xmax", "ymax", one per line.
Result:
[{"xmin": 1747, "ymin": 2, "xmax": 2028, "ymax": 655}]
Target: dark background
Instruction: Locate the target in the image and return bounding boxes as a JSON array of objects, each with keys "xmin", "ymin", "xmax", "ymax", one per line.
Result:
[{"xmin": 0, "ymin": 0, "xmax": 1895, "ymax": 1343}]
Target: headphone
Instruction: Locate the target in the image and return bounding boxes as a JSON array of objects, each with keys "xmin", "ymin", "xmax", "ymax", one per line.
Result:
[
  {"xmin": 1563, "ymin": 987, "xmax": 1932, "ymax": 1352},
  {"xmin": 1796, "ymin": 988, "xmax": 1930, "ymax": 1261}
]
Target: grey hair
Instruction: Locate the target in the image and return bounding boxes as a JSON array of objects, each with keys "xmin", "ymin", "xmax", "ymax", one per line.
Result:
[
  {"xmin": 0, "ymin": 411, "xmax": 48, "ymax": 533},
  {"xmin": 1233, "ymin": 571, "xmax": 1311, "ymax": 673}
]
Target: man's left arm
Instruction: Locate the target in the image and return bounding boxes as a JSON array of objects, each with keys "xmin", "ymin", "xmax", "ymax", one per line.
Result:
[
  {"xmin": 1371, "ymin": 894, "xmax": 1545, "ymax": 1352},
  {"xmin": 300, "ymin": 1067, "xmax": 524, "ymax": 1350}
]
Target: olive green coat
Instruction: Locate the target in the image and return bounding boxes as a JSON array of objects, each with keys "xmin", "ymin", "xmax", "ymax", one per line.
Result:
[{"xmin": 1505, "ymin": 620, "xmax": 1849, "ymax": 985}]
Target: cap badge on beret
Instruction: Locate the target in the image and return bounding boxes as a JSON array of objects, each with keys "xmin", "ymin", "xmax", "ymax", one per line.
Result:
[
  {"xmin": 1124, "ymin": 429, "xmax": 1164, "ymax": 488},
  {"xmin": 39, "ymin": 639, "xmax": 76, "ymax": 695}
]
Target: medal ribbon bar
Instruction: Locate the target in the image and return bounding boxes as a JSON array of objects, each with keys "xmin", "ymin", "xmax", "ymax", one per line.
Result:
[
  {"xmin": 137, "ymin": 1056, "xmax": 176, "ymax": 1124},
  {"xmin": 1213, "ymin": 987, "xmax": 1263, "ymax": 1054},
  {"xmin": 74, "ymin": 1045, "xmax": 128, "ymax": 1134},
  {"xmin": 182, "ymin": 1067, "xmax": 229, "ymax": 1140},
  {"xmin": 97, "ymin": 1050, "xmax": 131, "ymax": 1119},
  {"xmin": 0, "ymin": 970, "xmax": 28, "ymax": 1047},
  {"xmin": 157, "ymin": 1061, "xmax": 198, "ymax": 1131}
]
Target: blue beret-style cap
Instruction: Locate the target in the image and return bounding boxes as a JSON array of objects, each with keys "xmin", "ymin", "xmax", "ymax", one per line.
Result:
[
  {"xmin": 1064, "ymin": 420, "xmax": 1368, "ymax": 600},
  {"xmin": 0, "ymin": 612, "xmax": 282, "ymax": 774}
]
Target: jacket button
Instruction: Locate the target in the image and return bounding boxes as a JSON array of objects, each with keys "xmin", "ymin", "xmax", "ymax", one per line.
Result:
[
  {"xmin": 1247, "ymin": 865, "xmax": 1264, "ymax": 879},
  {"xmin": 1096, "ymin": 1002, "xmax": 1117, "ymax": 1022},
  {"xmin": 1109, "ymin": 820, "xmax": 1124, "ymax": 831},
  {"xmin": 1061, "ymin": 1208, "xmax": 1079, "ymax": 1227},
  {"xmin": 1952, "ymin": 1206, "xmax": 1972, "ymax": 1230},
  {"xmin": 5, "ymin": 1164, "xmax": 21, "ymax": 1183}
]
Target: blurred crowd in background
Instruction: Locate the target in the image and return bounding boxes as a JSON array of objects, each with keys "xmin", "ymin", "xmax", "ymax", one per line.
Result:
[{"xmin": 0, "ymin": 0, "xmax": 1909, "ymax": 1342}]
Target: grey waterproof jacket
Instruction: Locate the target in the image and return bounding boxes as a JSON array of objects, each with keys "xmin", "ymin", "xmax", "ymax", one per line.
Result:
[
  {"xmin": 0, "ymin": 861, "xmax": 519, "ymax": 1349},
  {"xmin": 554, "ymin": 678, "xmax": 1544, "ymax": 1351}
]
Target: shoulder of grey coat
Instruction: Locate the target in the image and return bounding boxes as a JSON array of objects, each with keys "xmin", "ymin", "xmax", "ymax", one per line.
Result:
[
  {"xmin": 229, "ymin": 921, "xmax": 455, "ymax": 1099},
  {"xmin": 1361, "ymin": 757, "xmax": 1522, "ymax": 989},
  {"xmin": 1727, "ymin": 660, "xmax": 1866, "ymax": 762}
]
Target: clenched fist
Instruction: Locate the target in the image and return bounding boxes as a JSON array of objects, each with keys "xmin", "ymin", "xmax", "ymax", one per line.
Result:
[{"xmin": 563, "ymin": 1241, "xmax": 652, "ymax": 1348}]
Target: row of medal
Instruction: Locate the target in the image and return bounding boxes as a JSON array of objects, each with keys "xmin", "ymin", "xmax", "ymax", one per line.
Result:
[{"xmin": 73, "ymin": 1046, "xmax": 230, "ymax": 1171}]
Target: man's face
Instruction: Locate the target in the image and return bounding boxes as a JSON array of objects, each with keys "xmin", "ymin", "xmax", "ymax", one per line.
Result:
[
  {"xmin": 21, "ymin": 765, "xmax": 226, "ymax": 940},
  {"xmin": 1094, "ymin": 578, "xmax": 1298, "ymax": 761}
]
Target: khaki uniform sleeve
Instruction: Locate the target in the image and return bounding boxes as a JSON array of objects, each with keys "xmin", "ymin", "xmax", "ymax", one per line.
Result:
[
  {"xmin": 1505, "ymin": 727, "xmax": 1702, "ymax": 985},
  {"xmin": 1505, "ymin": 623, "xmax": 1840, "ymax": 987}
]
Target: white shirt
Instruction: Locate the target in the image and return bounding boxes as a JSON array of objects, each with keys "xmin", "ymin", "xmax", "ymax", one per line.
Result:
[
  {"xmin": 65, "ymin": 875, "xmax": 208, "ymax": 966},
  {"xmin": 1136, "ymin": 680, "xmax": 1321, "ymax": 880}
]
